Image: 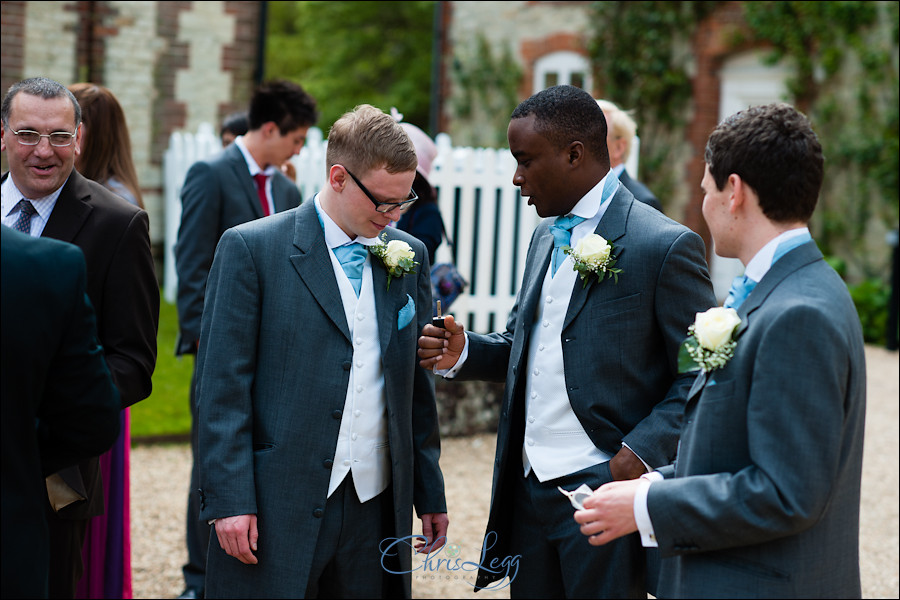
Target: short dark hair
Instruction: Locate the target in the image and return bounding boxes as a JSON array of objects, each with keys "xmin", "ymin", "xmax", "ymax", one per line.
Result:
[
  {"xmin": 1, "ymin": 77, "xmax": 82, "ymax": 129},
  {"xmin": 705, "ymin": 103, "xmax": 823, "ymax": 223},
  {"xmin": 220, "ymin": 111, "xmax": 249, "ymax": 138},
  {"xmin": 510, "ymin": 85, "xmax": 609, "ymax": 166},
  {"xmin": 248, "ymin": 79, "xmax": 318, "ymax": 134}
]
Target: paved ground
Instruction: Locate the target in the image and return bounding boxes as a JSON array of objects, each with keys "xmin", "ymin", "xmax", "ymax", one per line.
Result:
[{"xmin": 130, "ymin": 345, "xmax": 898, "ymax": 598}]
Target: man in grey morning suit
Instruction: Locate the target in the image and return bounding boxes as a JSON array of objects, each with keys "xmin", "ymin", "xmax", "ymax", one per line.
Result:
[
  {"xmin": 173, "ymin": 80, "xmax": 317, "ymax": 600},
  {"xmin": 574, "ymin": 103, "xmax": 867, "ymax": 599},
  {"xmin": 418, "ymin": 85, "xmax": 715, "ymax": 598},
  {"xmin": 197, "ymin": 105, "xmax": 447, "ymax": 598}
]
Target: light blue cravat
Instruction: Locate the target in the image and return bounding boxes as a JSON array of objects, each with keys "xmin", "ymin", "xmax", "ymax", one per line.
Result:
[
  {"xmin": 550, "ymin": 215, "xmax": 586, "ymax": 276},
  {"xmin": 723, "ymin": 274, "xmax": 756, "ymax": 309},
  {"xmin": 12, "ymin": 200, "xmax": 36, "ymax": 234},
  {"xmin": 333, "ymin": 242, "xmax": 368, "ymax": 296},
  {"xmin": 724, "ymin": 232, "xmax": 813, "ymax": 309}
]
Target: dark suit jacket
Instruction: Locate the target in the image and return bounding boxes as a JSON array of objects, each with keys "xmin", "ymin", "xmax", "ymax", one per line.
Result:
[
  {"xmin": 456, "ymin": 187, "xmax": 716, "ymax": 590},
  {"xmin": 619, "ymin": 168, "xmax": 663, "ymax": 213},
  {"xmin": 197, "ymin": 200, "xmax": 446, "ymax": 597},
  {"xmin": 174, "ymin": 143, "xmax": 302, "ymax": 355},
  {"xmin": 1, "ymin": 227, "xmax": 121, "ymax": 598},
  {"xmin": 2, "ymin": 170, "xmax": 160, "ymax": 519},
  {"xmin": 649, "ymin": 241, "xmax": 866, "ymax": 598}
]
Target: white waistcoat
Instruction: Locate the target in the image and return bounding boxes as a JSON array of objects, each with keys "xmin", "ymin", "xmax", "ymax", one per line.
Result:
[
  {"xmin": 327, "ymin": 255, "xmax": 390, "ymax": 502},
  {"xmin": 522, "ymin": 254, "xmax": 611, "ymax": 482}
]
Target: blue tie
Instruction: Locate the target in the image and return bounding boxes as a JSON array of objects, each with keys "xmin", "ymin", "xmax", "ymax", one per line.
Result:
[
  {"xmin": 333, "ymin": 242, "xmax": 368, "ymax": 296},
  {"xmin": 723, "ymin": 274, "xmax": 756, "ymax": 309},
  {"xmin": 724, "ymin": 232, "xmax": 813, "ymax": 309},
  {"xmin": 12, "ymin": 200, "xmax": 37, "ymax": 234},
  {"xmin": 550, "ymin": 214, "xmax": 586, "ymax": 276}
]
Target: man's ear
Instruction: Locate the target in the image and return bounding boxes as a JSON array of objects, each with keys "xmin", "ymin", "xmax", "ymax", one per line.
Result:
[
  {"xmin": 567, "ymin": 141, "xmax": 584, "ymax": 166},
  {"xmin": 328, "ymin": 164, "xmax": 347, "ymax": 193},
  {"xmin": 728, "ymin": 173, "xmax": 744, "ymax": 214}
]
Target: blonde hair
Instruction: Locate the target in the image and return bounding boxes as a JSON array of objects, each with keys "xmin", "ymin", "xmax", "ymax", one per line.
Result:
[
  {"xmin": 326, "ymin": 104, "xmax": 417, "ymax": 177},
  {"xmin": 596, "ymin": 99, "xmax": 637, "ymax": 161}
]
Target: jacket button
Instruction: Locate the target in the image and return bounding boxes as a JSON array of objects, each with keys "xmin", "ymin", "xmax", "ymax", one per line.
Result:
[
  {"xmin": 323, "ymin": 459, "xmax": 333, "ymax": 469},
  {"xmin": 342, "ymin": 360, "xmax": 352, "ymax": 371},
  {"xmin": 332, "ymin": 410, "xmax": 342, "ymax": 419},
  {"xmin": 313, "ymin": 508, "xmax": 324, "ymax": 518}
]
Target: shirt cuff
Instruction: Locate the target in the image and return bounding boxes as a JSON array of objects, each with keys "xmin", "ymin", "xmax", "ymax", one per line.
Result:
[
  {"xmin": 634, "ymin": 472, "xmax": 663, "ymax": 547},
  {"xmin": 435, "ymin": 333, "xmax": 469, "ymax": 378},
  {"xmin": 621, "ymin": 442, "xmax": 652, "ymax": 473}
]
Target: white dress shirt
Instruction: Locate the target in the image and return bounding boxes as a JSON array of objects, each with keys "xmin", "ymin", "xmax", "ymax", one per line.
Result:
[
  {"xmin": 1, "ymin": 175, "xmax": 65, "ymax": 237},
  {"xmin": 234, "ymin": 136, "xmax": 278, "ymax": 216},
  {"xmin": 314, "ymin": 196, "xmax": 391, "ymax": 502}
]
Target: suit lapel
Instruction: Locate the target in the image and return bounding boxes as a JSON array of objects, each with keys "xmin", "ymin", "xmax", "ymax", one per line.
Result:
[
  {"xmin": 41, "ymin": 172, "xmax": 92, "ymax": 243},
  {"xmin": 225, "ymin": 144, "xmax": 265, "ymax": 219},
  {"xmin": 518, "ymin": 228, "xmax": 553, "ymax": 336},
  {"xmin": 288, "ymin": 202, "xmax": 351, "ymax": 341},
  {"xmin": 563, "ymin": 188, "xmax": 631, "ymax": 330},
  {"xmin": 370, "ymin": 239, "xmax": 395, "ymax": 355}
]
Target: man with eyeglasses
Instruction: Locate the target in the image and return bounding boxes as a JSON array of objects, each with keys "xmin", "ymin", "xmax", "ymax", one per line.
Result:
[
  {"xmin": 173, "ymin": 79, "xmax": 318, "ymax": 600},
  {"xmin": 1, "ymin": 77, "xmax": 159, "ymax": 597},
  {"xmin": 195, "ymin": 104, "xmax": 448, "ymax": 598}
]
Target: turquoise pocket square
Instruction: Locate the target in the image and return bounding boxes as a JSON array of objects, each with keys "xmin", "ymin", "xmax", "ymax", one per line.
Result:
[{"xmin": 397, "ymin": 294, "xmax": 415, "ymax": 330}]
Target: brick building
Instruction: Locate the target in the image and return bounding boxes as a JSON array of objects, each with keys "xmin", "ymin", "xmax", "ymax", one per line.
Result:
[{"xmin": 1, "ymin": 0, "xmax": 265, "ymax": 259}]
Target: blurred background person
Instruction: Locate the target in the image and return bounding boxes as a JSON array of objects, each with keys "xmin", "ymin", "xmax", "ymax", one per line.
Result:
[
  {"xmin": 219, "ymin": 111, "xmax": 248, "ymax": 147},
  {"xmin": 596, "ymin": 98, "xmax": 663, "ymax": 213},
  {"xmin": 67, "ymin": 82, "xmax": 142, "ymax": 599},
  {"xmin": 392, "ymin": 108, "xmax": 445, "ymax": 266},
  {"xmin": 69, "ymin": 83, "xmax": 143, "ymax": 209}
]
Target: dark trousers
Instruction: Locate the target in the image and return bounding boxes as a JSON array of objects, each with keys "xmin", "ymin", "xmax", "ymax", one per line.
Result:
[
  {"xmin": 183, "ymin": 359, "xmax": 210, "ymax": 593},
  {"xmin": 305, "ymin": 474, "xmax": 400, "ymax": 598},
  {"xmin": 46, "ymin": 509, "xmax": 88, "ymax": 599},
  {"xmin": 508, "ymin": 462, "xmax": 645, "ymax": 599}
]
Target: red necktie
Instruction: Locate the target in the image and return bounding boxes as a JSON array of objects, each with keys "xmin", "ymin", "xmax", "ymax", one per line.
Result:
[{"xmin": 253, "ymin": 173, "xmax": 271, "ymax": 216}]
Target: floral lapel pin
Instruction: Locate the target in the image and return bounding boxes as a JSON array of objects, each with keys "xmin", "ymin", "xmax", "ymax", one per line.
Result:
[
  {"xmin": 563, "ymin": 233, "xmax": 622, "ymax": 289},
  {"xmin": 678, "ymin": 306, "xmax": 742, "ymax": 374},
  {"xmin": 369, "ymin": 232, "xmax": 418, "ymax": 291}
]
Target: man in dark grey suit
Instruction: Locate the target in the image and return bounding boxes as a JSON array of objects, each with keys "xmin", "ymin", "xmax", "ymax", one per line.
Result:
[
  {"xmin": 196, "ymin": 104, "xmax": 448, "ymax": 598},
  {"xmin": 574, "ymin": 103, "xmax": 866, "ymax": 599},
  {"xmin": 597, "ymin": 98, "xmax": 663, "ymax": 213},
  {"xmin": 1, "ymin": 227, "xmax": 121, "ymax": 599},
  {"xmin": 173, "ymin": 79, "xmax": 317, "ymax": 600},
  {"xmin": 1, "ymin": 76, "xmax": 159, "ymax": 597},
  {"xmin": 418, "ymin": 85, "xmax": 715, "ymax": 597}
]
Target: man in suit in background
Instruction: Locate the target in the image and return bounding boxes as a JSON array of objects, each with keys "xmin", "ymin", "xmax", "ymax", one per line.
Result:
[
  {"xmin": 1, "ymin": 227, "xmax": 122, "ymax": 599},
  {"xmin": 417, "ymin": 85, "xmax": 715, "ymax": 597},
  {"xmin": 174, "ymin": 79, "xmax": 317, "ymax": 600},
  {"xmin": 574, "ymin": 103, "xmax": 867, "ymax": 599},
  {"xmin": 596, "ymin": 99, "xmax": 663, "ymax": 213},
  {"xmin": 1, "ymin": 76, "xmax": 160, "ymax": 597},
  {"xmin": 197, "ymin": 104, "xmax": 448, "ymax": 598}
]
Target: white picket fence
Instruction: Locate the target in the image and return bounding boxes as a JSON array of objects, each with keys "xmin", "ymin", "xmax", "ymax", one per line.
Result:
[{"xmin": 162, "ymin": 124, "xmax": 638, "ymax": 334}]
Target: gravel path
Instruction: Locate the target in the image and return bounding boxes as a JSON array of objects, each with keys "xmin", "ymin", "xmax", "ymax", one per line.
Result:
[{"xmin": 130, "ymin": 346, "xmax": 899, "ymax": 599}]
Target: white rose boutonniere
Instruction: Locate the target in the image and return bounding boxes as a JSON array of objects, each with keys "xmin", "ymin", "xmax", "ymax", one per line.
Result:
[
  {"xmin": 563, "ymin": 233, "xmax": 622, "ymax": 289},
  {"xmin": 678, "ymin": 307, "xmax": 742, "ymax": 373},
  {"xmin": 369, "ymin": 233, "xmax": 418, "ymax": 290}
]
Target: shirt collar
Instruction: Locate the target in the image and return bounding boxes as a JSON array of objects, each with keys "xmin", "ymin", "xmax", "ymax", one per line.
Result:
[
  {"xmin": 569, "ymin": 171, "xmax": 619, "ymax": 222},
  {"xmin": 234, "ymin": 136, "xmax": 278, "ymax": 177},
  {"xmin": 313, "ymin": 194, "xmax": 379, "ymax": 250},
  {"xmin": 744, "ymin": 227, "xmax": 811, "ymax": 283},
  {"xmin": 1, "ymin": 174, "xmax": 66, "ymax": 223}
]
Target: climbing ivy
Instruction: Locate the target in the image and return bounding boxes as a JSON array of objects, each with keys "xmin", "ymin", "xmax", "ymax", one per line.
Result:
[{"xmin": 588, "ymin": 0, "xmax": 898, "ymax": 282}]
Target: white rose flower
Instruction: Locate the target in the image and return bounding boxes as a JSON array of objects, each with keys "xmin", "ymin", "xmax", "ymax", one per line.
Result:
[
  {"xmin": 573, "ymin": 234, "xmax": 611, "ymax": 265},
  {"xmin": 384, "ymin": 240, "xmax": 414, "ymax": 266},
  {"xmin": 693, "ymin": 307, "xmax": 741, "ymax": 350}
]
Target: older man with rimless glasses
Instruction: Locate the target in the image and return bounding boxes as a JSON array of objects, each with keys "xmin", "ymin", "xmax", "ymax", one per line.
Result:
[{"xmin": 1, "ymin": 77, "xmax": 159, "ymax": 598}]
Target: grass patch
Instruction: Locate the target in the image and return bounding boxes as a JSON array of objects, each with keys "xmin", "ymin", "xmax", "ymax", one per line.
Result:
[{"xmin": 130, "ymin": 298, "xmax": 193, "ymax": 438}]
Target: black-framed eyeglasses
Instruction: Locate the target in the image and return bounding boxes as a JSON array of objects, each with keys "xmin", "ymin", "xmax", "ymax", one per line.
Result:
[
  {"xmin": 9, "ymin": 127, "xmax": 78, "ymax": 147},
  {"xmin": 344, "ymin": 167, "xmax": 417, "ymax": 213}
]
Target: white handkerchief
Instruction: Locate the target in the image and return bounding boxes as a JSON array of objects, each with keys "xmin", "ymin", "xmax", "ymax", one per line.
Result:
[{"xmin": 558, "ymin": 483, "xmax": 593, "ymax": 510}]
